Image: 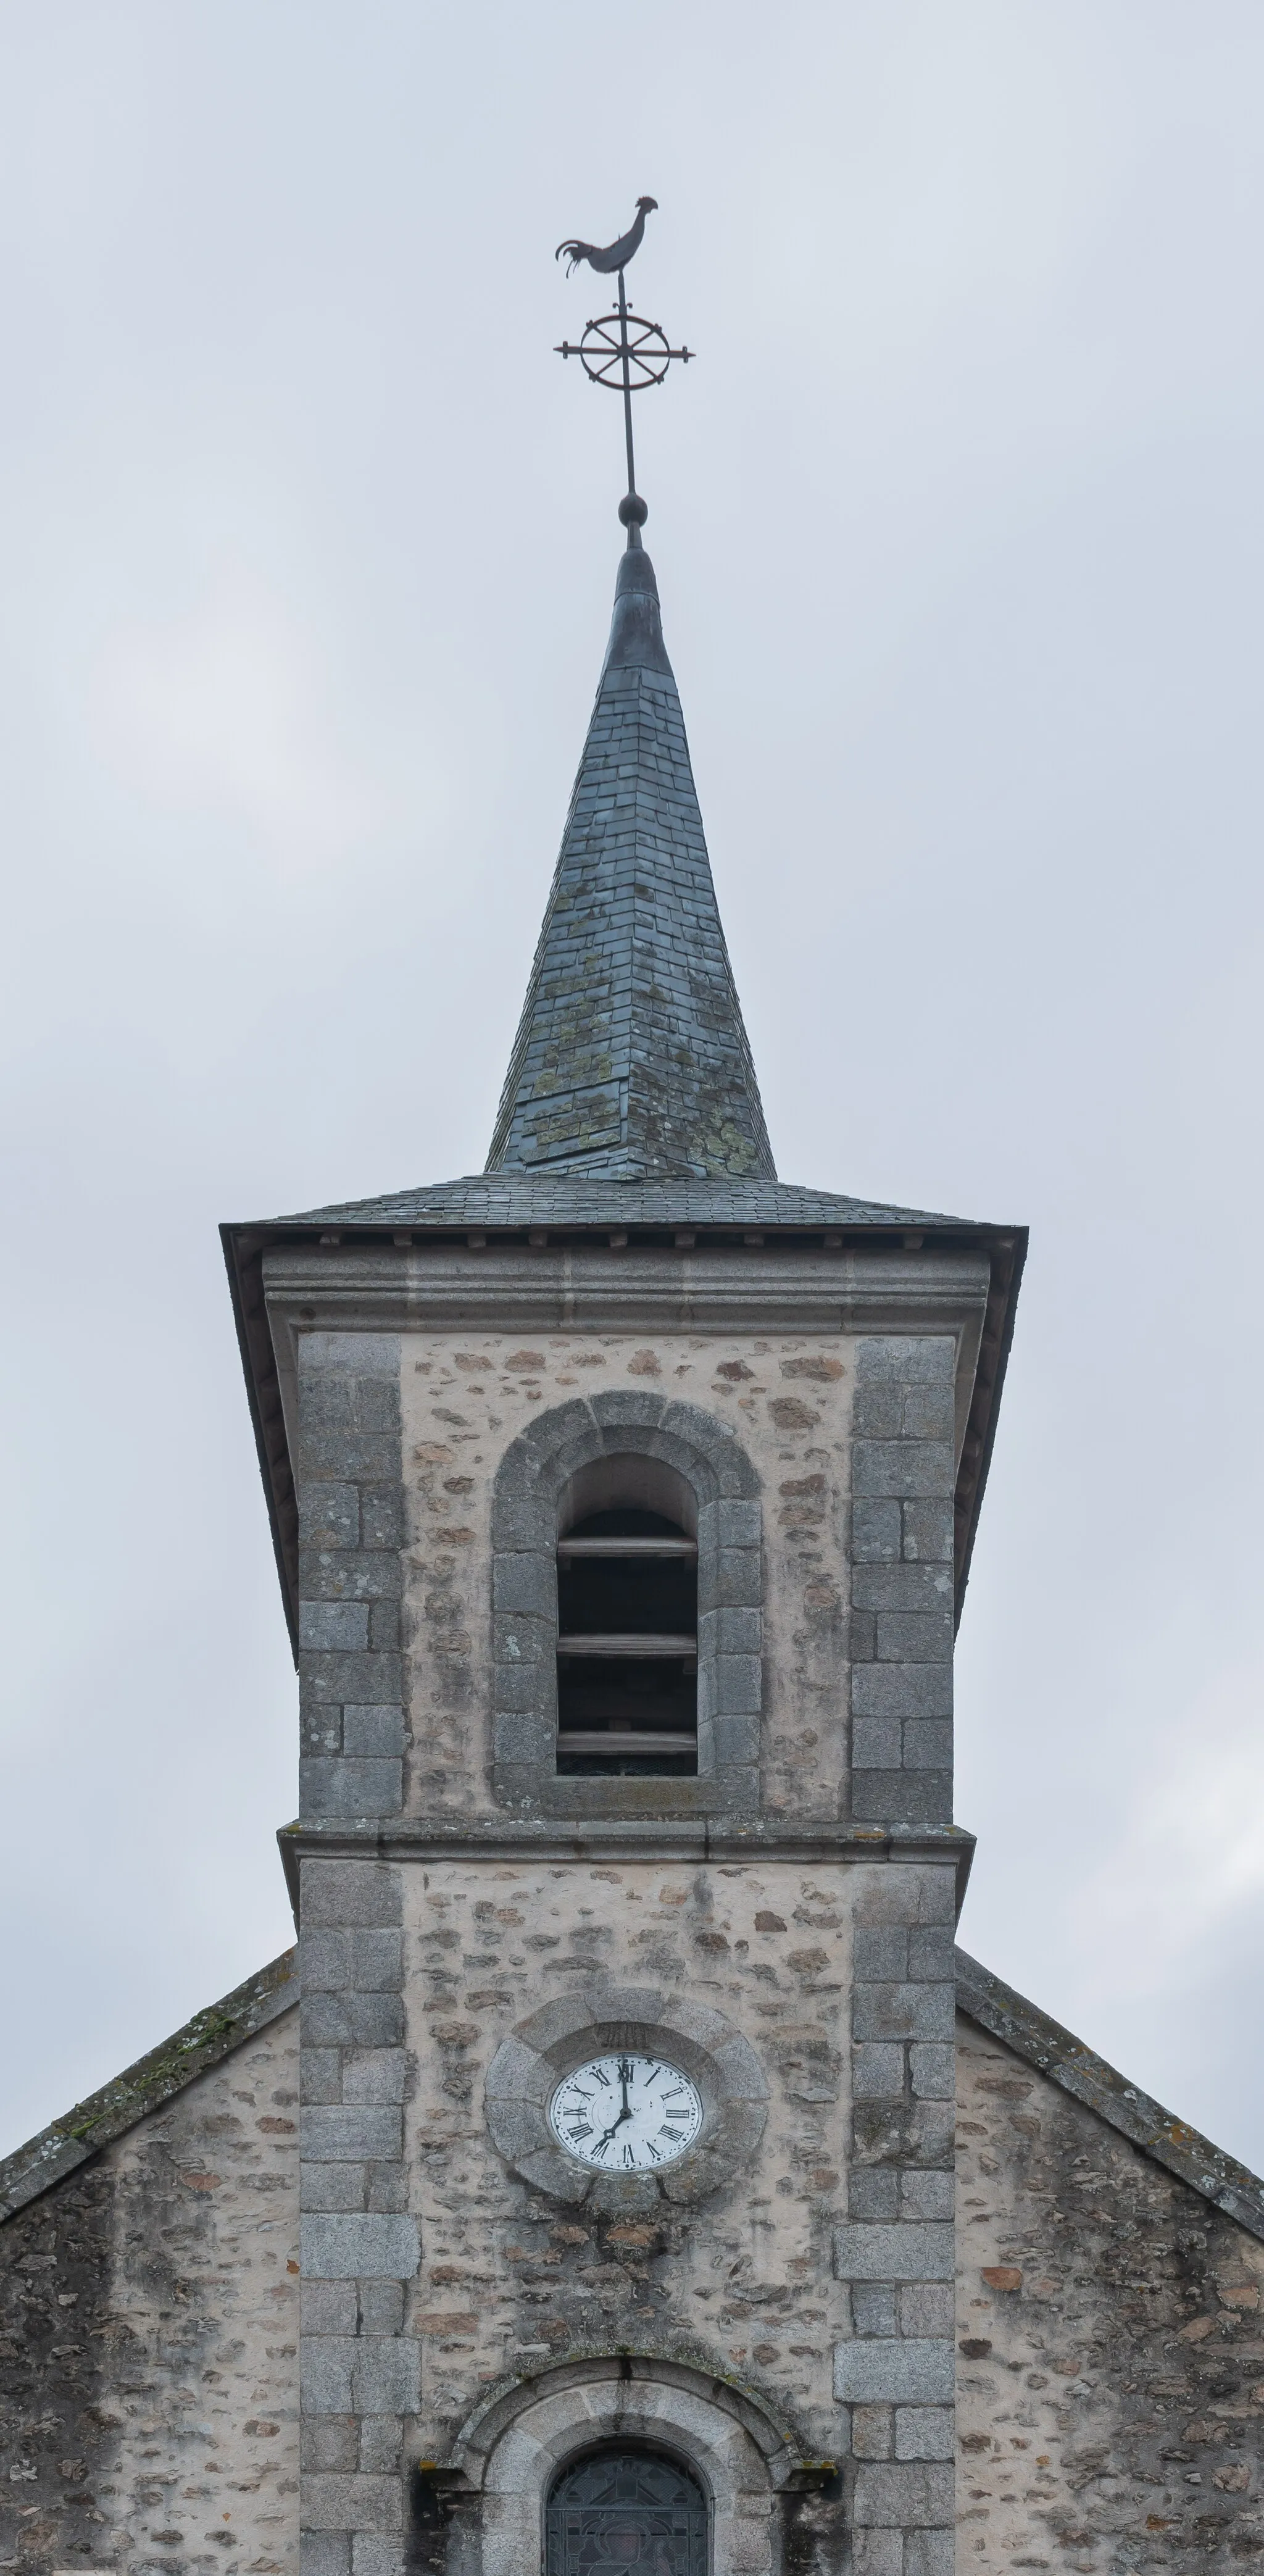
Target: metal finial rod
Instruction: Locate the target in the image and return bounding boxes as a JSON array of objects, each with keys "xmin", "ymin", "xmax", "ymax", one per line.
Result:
[
  {"xmin": 618, "ymin": 269, "xmax": 637, "ymax": 508},
  {"xmin": 554, "ymin": 199, "xmax": 694, "ymax": 541}
]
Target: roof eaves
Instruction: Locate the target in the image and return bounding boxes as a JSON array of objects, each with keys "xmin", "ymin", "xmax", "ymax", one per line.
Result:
[
  {"xmin": 0, "ymin": 1949, "xmax": 298, "ymax": 2225},
  {"xmin": 267, "ymin": 1181, "xmax": 973, "ymax": 1228},
  {"xmin": 957, "ymin": 1946, "xmax": 1264, "ymax": 2243},
  {"xmin": 222, "ymin": 1220, "xmax": 299, "ymax": 1663},
  {"xmin": 952, "ymin": 1227, "xmax": 1027, "ymax": 1624}
]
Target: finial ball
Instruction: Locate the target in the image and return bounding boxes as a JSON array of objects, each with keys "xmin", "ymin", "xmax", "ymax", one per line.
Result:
[{"xmin": 618, "ymin": 491, "xmax": 649, "ymax": 527}]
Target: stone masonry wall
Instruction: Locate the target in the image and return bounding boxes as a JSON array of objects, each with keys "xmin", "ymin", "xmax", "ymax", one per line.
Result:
[
  {"xmin": 294, "ymin": 1324, "xmax": 966, "ymax": 1834},
  {"xmin": 299, "ymin": 1857, "xmax": 418, "ymax": 2576},
  {"xmin": 826, "ymin": 1331, "xmax": 961, "ymax": 2576},
  {"xmin": 957, "ymin": 2019, "xmax": 1264, "ymax": 2574},
  {"xmin": 293, "ymin": 1312, "xmax": 969, "ymax": 2576},
  {"xmin": 394, "ymin": 1328, "xmax": 857, "ymax": 1824},
  {"xmin": 839, "ymin": 1860, "xmax": 958, "ymax": 2576},
  {"xmin": 849, "ymin": 1337, "xmax": 956, "ymax": 1834},
  {"xmin": 0, "ymin": 2007, "xmax": 300, "ymax": 2576},
  {"xmin": 397, "ymin": 1856, "xmax": 858, "ymax": 2462},
  {"xmin": 9, "ymin": 1996, "xmax": 1264, "ymax": 2572},
  {"xmin": 297, "ymin": 1333, "xmax": 406, "ymax": 1828}
]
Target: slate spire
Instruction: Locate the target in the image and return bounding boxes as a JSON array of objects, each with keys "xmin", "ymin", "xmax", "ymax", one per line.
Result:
[{"xmin": 486, "ymin": 541, "xmax": 775, "ymax": 1181}]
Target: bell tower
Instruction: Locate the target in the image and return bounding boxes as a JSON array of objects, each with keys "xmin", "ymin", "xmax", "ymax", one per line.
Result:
[{"xmin": 225, "ymin": 402, "xmax": 1023, "ymax": 2576}]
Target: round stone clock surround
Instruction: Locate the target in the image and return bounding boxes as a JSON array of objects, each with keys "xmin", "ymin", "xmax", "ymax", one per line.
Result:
[{"xmin": 484, "ymin": 1985, "xmax": 769, "ymax": 2208}]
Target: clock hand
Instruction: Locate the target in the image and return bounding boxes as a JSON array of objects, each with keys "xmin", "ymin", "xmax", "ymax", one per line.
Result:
[{"xmin": 592, "ymin": 2063, "xmax": 636, "ymax": 2153}]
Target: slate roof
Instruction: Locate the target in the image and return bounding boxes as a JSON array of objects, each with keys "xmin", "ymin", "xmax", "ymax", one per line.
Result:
[
  {"xmin": 277, "ymin": 543, "xmax": 992, "ymax": 1236},
  {"xmin": 271, "ymin": 538, "xmax": 999, "ymax": 1240},
  {"xmin": 956, "ymin": 1949, "xmax": 1264, "ymax": 2241},
  {"xmin": 0, "ymin": 1951, "xmax": 297, "ymax": 2224},
  {"xmin": 484, "ymin": 539, "xmax": 773, "ymax": 1183},
  {"xmin": 284, "ymin": 1173, "xmax": 965, "ymax": 1229},
  {"xmin": 6, "ymin": 1945, "xmax": 1261, "ymax": 2246},
  {"xmin": 220, "ymin": 526, "xmax": 1026, "ymax": 1646}
]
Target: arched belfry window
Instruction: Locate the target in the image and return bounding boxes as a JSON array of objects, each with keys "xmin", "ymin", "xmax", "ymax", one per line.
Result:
[
  {"xmin": 546, "ymin": 2449, "xmax": 709, "ymax": 2576},
  {"xmin": 491, "ymin": 1391, "xmax": 762, "ymax": 1814},
  {"xmin": 555, "ymin": 1454, "xmax": 698, "ymax": 1777}
]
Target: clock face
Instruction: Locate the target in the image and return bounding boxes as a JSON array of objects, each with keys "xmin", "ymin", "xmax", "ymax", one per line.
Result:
[{"xmin": 549, "ymin": 2054, "xmax": 704, "ymax": 2171}]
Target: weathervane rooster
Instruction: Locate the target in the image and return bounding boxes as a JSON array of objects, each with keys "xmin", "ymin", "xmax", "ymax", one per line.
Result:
[
  {"xmin": 555, "ymin": 194, "xmax": 659, "ymax": 278},
  {"xmin": 553, "ymin": 196, "xmax": 692, "ymax": 541}
]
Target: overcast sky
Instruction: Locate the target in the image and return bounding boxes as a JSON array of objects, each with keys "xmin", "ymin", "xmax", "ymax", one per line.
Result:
[{"xmin": 2, "ymin": 0, "xmax": 1263, "ymax": 2171}]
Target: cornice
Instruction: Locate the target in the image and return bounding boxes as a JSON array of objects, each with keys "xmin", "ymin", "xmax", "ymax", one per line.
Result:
[
  {"xmin": 276, "ymin": 1815, "xmax": 976, "ymax": 1924},
  {"xmin": 260, "ymin": 1236, "xmax": 994, "ymax": 1332}
]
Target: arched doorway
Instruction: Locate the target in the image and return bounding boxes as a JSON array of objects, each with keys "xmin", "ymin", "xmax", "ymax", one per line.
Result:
[{"xmin": 546, "ymin": 2448, "xmax": 708, "ymax": 2576}]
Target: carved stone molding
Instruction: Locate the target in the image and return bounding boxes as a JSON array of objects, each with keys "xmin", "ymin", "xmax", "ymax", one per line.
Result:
[
  {"xmin": 448, "ymin": 2348, "xmax": 805, "ymax": 2490},
  {"xmin": 446, "ymin": 2351, "xmax": 804, "ymax": 2576}
]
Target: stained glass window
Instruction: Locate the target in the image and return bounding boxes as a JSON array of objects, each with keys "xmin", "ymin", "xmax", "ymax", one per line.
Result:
[{"xmin": 546, "ymin": 2448, "xmax": 708, "ymax": 2576}]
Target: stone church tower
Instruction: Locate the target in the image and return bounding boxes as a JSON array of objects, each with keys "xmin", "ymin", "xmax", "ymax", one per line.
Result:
[
  {"xmin": 4, "ymin": 526, "xmax": 1264, "ymax": 2576},
  {"xmin": 222, "ymin": 522, "xmax": 1020, "ymax": 2576}
]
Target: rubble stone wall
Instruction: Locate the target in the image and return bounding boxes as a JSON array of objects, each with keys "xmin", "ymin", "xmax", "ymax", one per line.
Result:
[
  {"xmin": 0, "ymin": 2009, "xmax": 300, "ymax": 2576},
  {"xmin": 299, "ymin": 1327, "xmax": 860, "ymax": 1827},
  {"xmin": 7, "ymin": 2003, "xmax": 1264, "ymax": 2571},
  {"xmin": 957, "ymin": 2018, "xmax": 1264, "ymax": 2572},
  {"xmin": 398, "ymin": 1854, "xmax": 861, "ymax": 2456}
]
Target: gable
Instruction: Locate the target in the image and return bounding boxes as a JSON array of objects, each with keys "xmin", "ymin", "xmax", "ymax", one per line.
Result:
[
  {"xmin": 0, "ymin": 1951, "xmax": 297, "ymax": 2226},
  {"xmin": 957, "ymin": 1947, "xmax": 1264, "ymax": 2242},
  {"xmin": 955, "ymin": 2009, "xmax": 1264, "ymax": 2568},
  {"xmin": 7, "ymin": 1944, "xmax": 1264, "ymax": 2575},
  {"xmin": 0, "ymin": 1995, "xmax": 299, "ymax": 2574}
]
